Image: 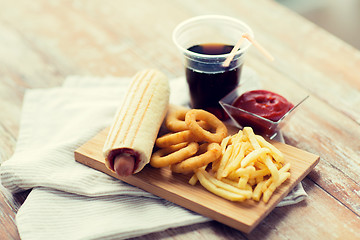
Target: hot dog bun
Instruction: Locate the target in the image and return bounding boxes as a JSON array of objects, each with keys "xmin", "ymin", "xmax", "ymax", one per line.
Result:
[{"xmin": 103, "ymin": 69, "xmax": 170, "ymax": 174}]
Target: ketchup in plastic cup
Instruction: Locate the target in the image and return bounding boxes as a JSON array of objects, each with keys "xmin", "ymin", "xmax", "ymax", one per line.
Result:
[
  {"xmin": 172, "ymin": 15, "xmax": 254, "ymax": 120},
  {"xmin": 220, "ymin": 84, "xmax": 309, "ymax": 138}
]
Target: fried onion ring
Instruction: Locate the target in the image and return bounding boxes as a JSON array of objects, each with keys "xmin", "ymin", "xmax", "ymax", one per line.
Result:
[
  {"xmin": 170, "ymin": 143, "xmax": 222, "ymax": 174},
  {"xmin": 155, "ymin": 130, "xmax": 195, "ymax": 148},
  {"xmin": 165, "ymin": 109, "xmax": 189, "ymax": 132},
  {"xmin": 165, "ymin": 108, "xmax": 211, "ymax": 132},
  {"xmin": 150, "ymin": 142, "xmax": 199, "ymax": 168},
  {"xmin": 185, "ymin": 109, "xmax": 227, "ymax": 143}
]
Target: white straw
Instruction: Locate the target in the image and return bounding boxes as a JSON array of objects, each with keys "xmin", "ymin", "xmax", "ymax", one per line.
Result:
[
  {"xmin": 222, "ymin": 37, "xmax": 245, "ymax": 67},
  {"xmin": 242, "ymin": 33, "xmax": 274, "ymax": 62},
  {"xmin": 222, "ymin": 33, "xmax": 274, "ymax": 67}
]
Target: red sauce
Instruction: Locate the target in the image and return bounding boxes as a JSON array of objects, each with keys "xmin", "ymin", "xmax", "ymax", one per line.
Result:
[
  {"xmin": 233, "ymin": 90, "xmax": 294, "ymax": 122},
  {"xmin": 230, "ymin": 90, "xmax": 294, "ymax": 136}
]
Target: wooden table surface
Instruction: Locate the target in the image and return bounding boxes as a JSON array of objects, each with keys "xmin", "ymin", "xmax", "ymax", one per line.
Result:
[{"xmin": 0, "ymin": 0, "xmax": 359, "ymax": 239}]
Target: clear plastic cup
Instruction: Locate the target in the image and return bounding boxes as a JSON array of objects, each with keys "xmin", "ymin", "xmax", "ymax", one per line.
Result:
[{"xmin": 172, "ymin": 15, "xmax": 254, "ymax": 120}]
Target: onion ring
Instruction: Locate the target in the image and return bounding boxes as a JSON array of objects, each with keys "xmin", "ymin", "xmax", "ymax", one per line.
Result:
[
  {"xmin": 170, "ymin": 143, "xmax": 222, "ymax": 174},
  {"xmin": 185, "ymin": 109, "xmax": 227, "ymax": 143},
  {"xmin": 150, "ymin": 142, "xmax": 199, "ymax": 168},
  {"xmin": 165, "ymin": 109, "xmax": 189, "ymax": 132},
  {"xmin": 155, "ymin": 130, "xmax": 195, "ymax": 148},
  {"xmin": 165, "ymin": 108, "xmax": 211, "ymax": 132}
]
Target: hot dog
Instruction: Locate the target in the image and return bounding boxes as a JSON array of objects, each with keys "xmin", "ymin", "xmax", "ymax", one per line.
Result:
[
  {"xmin": 114, "ymin": 154, "xmax": 135, "ymax": 177},
  {"xmin": 102, "ymin": 69, "xmax": 170, "ymax": 176}
]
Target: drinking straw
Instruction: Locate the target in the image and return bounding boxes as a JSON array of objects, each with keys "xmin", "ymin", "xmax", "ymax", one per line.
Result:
[
  {"xmin": 222, "ymin": 33, "xmax": 274, "ymax": 67},
  {"xmin": 222, "ymin": 37, "xmax": 246, "ymax": 67}
]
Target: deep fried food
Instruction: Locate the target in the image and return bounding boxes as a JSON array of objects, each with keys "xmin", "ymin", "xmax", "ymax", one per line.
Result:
[
  {"xmin": 150, "ymin": 142, "xmax": 199, "ymax": 168},
  {"xmin": 155, "ymin": 130, "xmax": 195, "ymax": 148},
  {"xmin": 185, "ymin": 109, "xmax": 227, "ymax": 143},
  {"xmin": 195, "ymin": 168, "xmax": 252, "ymax": 201},
  {"xmin": 153, "ymin": 108, "xmax": 227, "ymax": 175},
  {"xmin": 165, "ymin": 108, "xmax": 210, "ymax": 132},
  {"xmin": 190, "ymin": 126, "xmax": 290, "ymax": 203},
  {"xmin": 171, "ymin": 143, "xmax": 222, "ymax": 174},
  {"xmin": 165, "ymin": 108, "xmax": 189, "ymax": 132}
]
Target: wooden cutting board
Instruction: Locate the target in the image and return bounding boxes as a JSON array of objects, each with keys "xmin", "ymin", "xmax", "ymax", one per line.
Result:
[{"xmin": 74, "ymin": 127, "xmax": 319, "ymax": 233}]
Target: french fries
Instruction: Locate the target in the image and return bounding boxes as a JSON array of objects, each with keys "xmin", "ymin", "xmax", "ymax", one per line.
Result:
[{"xmin": 189, "ymin": 126, "xmax": 291, "ymax": 203}]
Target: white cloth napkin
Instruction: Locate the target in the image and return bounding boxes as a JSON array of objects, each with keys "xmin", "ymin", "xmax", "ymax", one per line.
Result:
[{"xmin": 0, "ymin": 67, "xmax": 306, "ymax": 240}]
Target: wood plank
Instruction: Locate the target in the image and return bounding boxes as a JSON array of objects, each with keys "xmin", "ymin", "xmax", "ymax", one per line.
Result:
[{"xmin": 74, "ymin": 127, "xmax": 319, "ymax": 233}]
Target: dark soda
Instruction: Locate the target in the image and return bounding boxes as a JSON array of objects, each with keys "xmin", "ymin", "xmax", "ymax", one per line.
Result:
[{"xmin": 186, "ymin": 43, "xmax": 242, "ymax": 120}]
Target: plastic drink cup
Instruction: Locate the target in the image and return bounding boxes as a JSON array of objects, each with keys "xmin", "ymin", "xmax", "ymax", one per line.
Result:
[{"xmin": 172, "ymin": 15, "xmax": 253, "ymax": 119}]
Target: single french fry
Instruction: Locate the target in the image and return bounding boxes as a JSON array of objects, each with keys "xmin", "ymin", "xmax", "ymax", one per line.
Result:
[
  {"xmin": 263, "ymin": 172, "xmax": 291, "ymax": 203},
  {"xmin": 279, "ymin": 162, "xmax": 291, "ymax": 173},
  {"xmin": 241, "ymin": 148, "xmax": 270, "ymax": 168},
  {"xmin": 233, "ymin": 165, "xmax": 256, "ymax": 178},
  {"xmin": 261, "ymin": 177, "xmax": 273, "ymax": 192},
  {"xmin": 254, "ymin": 160, "xmax": 267, "ymax": 170},
  {"xmin": 220, "ymin": 136, "xmax": 231, "ymax": 154},
  {"xmin": 221, "ymin": 178, "xmax": 240, "ymax": 187},
  {"xmin": 264, "ymin": 155, "xmax": 279, "ymax": 183},
  {"xmin": 277, "ymin": 171, "xmax": 291, "ymax": 186},
  {"xmin": 236, "ymin": 129, "xmax": 245, "ymax": 142},
  {"xmin": 238, "ymin": 174, "xmax": 250, "ymax": 189},
  {"xmin": 251, "ymin": 168, "xmax": 271, "ymax": 179},
  {"xmin": 248, "ymin": 177, "xmax": 256, "ymax": 186},
  {"xmin": 255, "ymin": 175, "xmax": 264, "ymax": 184},
  {"xmin": 228, "ymin": 129, "xmax": 242, "ymax": 144},
  {"xmin": 195, "ymin": 170, "xmax": 248, "ymax": 201},
  {"xmin": 217, "ymin": 145, "xmax": 234, "ymax": 179},
  {"xmin": 188, "ymin": 174, "xmax": 198, "ymax": 185},
  {"xmin": 255, "ymin": 135, "xmax": 284, "ymax": 163},
  {"xmin": 225, "ymin": 171, "xmax": 240, "ymax": 181},
  {"xmin": 275, "ymin": 161, "xmax": 283, "ymax": 170},
  {"xmin": 243, "ymin": 127, "xmax": 261, "ymax": 150},
  {"xmin": 252, "ymin": 180, "xmax": 266, "ymax": 201}
]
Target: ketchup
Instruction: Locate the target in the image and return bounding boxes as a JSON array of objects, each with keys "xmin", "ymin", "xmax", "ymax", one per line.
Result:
[
  {"xmin": 230, "ymin": 90, "xmax": 294, "ymax": 136},
  {"xmin": 233, "ymin": 90, "xmax": 294, "ymax": 122}
]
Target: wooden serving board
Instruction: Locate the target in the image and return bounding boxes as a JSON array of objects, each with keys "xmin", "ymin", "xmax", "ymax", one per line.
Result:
[{"xmin": 74, "ymin": 128, "xmax": 319, "ymax": 233}]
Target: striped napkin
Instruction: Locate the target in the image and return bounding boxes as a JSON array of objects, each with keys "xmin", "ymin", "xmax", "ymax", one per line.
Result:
[{"xmin": 0, "ymin": 67, "xmax": 306, "ymax": 240}]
